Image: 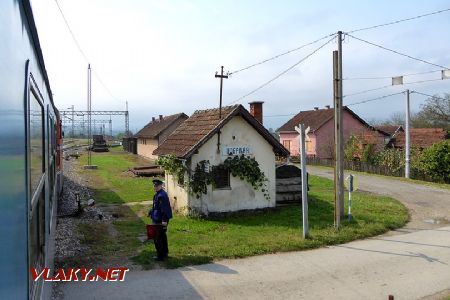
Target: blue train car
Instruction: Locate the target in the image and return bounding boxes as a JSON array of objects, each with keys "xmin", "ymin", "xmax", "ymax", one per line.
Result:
[{"xmin": 0, "ymin": 0, "xmax": 63, "ymax": 299}]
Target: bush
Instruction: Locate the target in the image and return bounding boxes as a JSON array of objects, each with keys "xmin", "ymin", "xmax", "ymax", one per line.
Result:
[{"xmin": 418, "ymin": 140, "xmax": 450, "ymax": 183}]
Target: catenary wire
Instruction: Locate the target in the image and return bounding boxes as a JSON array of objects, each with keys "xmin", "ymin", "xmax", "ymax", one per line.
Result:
[
  {"xmin": 346, "ymin": 91, "xmax": 405, "ymax": 106},
  {"xmin": 344, "ymin": 69, "xmax": 442, "ymax": 80},
  {"xmin": 344, "ymin": 78, "xmax": 445, "ymax": 98},
  {"xmin": 347, "ymin": 8, "xmax": 450, "ymax": 33},
  {"xmin": 229, "ymin": 8, "xmax": 450, "ymax": 76},
  {"xmin": 226, "ymin": 35, "xmax": 336, "ymax": 105},
  {"xmin": 411, "ymin": 90, "xmax": 448, "ymax": 101},
  {"xmin": 54, "ymin": 0, "xmax": 121, "ymax": 102},
  {"xmin": 229, "ymin": 33, "xmax": 336, "ymax": 75},
  {"xmin": 346, "ymin": 34, "xmax": 450, "ymax": 70}
]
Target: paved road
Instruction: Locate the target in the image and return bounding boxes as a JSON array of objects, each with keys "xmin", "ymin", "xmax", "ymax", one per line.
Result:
[
  {"xmin": 60, "ymin": 169, "xmax": 450, "ymax": 299},
  {"xmin": 61, "ymin": 226, "xmax": 450, "ymax": 299},
  {"xmin": 307, "ymin": 166, "xmax": 450, "ymax": 232}
]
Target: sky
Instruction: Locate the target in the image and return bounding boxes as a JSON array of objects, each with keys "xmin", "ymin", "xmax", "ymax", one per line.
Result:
[{"xmin": 31, "ymin": 0, "xmax": 450, "ymax": 133}]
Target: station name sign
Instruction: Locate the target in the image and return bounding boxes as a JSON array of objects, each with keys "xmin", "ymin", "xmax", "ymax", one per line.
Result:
[{"xmin": 223, "ymin": 146, "xmax": 252, "ymax": 156}]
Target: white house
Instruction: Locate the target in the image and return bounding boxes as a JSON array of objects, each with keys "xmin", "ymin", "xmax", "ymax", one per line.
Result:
[{"xmin": 153, "ymin": 103, "xmax": 289, "ymax": 215}]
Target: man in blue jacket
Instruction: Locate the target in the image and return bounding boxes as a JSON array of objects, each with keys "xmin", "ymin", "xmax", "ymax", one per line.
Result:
[{"xmin": 149, "ymin": 179, "xmax": 173, "ymax": 261}]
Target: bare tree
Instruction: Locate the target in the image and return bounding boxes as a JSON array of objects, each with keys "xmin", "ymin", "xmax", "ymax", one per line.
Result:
[{"xmin": 416, "ymin": 93, "xmax": 450, "ymax": 129}]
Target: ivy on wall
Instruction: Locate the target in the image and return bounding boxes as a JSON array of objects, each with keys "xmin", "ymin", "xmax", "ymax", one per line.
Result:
[{"xmin": 156, "ymin": 154, "xmax": 270, "ymax": 200}]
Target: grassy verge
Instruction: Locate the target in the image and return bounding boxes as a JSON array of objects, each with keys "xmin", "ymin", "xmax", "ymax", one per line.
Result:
[
  {"xmin": 308, "ymin": 164, "xmax": 450, "ymax": 191},
  {"xmin": 77, "ymin": 147, "xmax": 158, "ymax": 203},
  {"xmin": 75, "ymin": 149, "xmax": 409, "ymax": 269}
]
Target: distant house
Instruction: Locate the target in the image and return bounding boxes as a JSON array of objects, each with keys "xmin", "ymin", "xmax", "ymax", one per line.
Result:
[
  {"xmin": 376, "ymin": 125, "xmax": 404, "ymax": 138},
  {"xmin": 390, "ymin": 128, "xmax": 449, "ymax": 149},
  {"xmin": 277, "ymin": 106, "xmax": 387, "ymax": 159},
  {"xmin": 135, "ymin": 113, "xmax": 188, "ymax": 160},
  {"xmin": 153, "ymin": 103, "xmax": 289, "ymax": 215}
]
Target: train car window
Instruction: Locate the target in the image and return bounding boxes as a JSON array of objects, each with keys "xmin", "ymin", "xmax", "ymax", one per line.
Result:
[
  {"xmin": 27, "ymin": 76, "xmax": 46, "ymax": 299},
  {"xmin": 29, "ymin": 89, "xmax": 44, "ymax": 197}
]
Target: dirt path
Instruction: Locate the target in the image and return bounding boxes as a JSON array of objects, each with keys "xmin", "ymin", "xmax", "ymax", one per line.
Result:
[{"xmin": 307, "ymin": 166, "xmax": 450, "ymax": 232}]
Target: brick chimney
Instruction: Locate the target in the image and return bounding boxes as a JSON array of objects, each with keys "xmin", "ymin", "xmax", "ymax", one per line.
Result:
[
  {"xmin": 152, "ymin": 117, "xmax": 156, "ymax": 122},
  {"xmin": 249, "ymin": 101, "xmax": 264, "ymax": 124},
  {"xmin": 159, "ymin": 114, "xmax": 163, "ymax": 120}
]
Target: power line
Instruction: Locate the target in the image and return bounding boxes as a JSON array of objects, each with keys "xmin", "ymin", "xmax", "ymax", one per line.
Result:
[
  {"xmin": 346, "ymin": 91, "xmax": 405, "ymax": 106},
  {"xmin": 344, "ymin": 84, "xmax": 392, "ymax": 98},
  {"xmin": 227, "ymin": 35, "xmax": 336, "ymax": 105},
  {"xmin": 54, "ymin": 0, "xmax": 89, "ymax": 62},
  {"xmin": 403, "ymin": 78, "xmax": 444, "ymax": 86},
  {"xmin": 344, "ymin": 78, "xmax": 445, "ymax": 98},
  {"xmin": 346, "ymin": 33, "xmax": 450, "ymax": 70},
  {"xmin": 347, "ymin": 8, "xmax": 450, "ymax": 33},
  {"xmin": 344, "ymin": 69, "xmax": 442, "ymax": 80},
  {"xmin": 229, "ymin": 33, "xmax": 336, "ymax": 75},
  {"xmin": 229, "ymin": 8, "xmax": 450, "ymax": 76},
  {"xmin": 54, "ymin": 0, "xmax": 121, "ymax": 102},
  {"xmin": 264, "ymin": 113, "xmax": 297, "ymax": 118},
  {"xmin": 411, "ymin": 90, "xmax": 448, "ymax": 101}
]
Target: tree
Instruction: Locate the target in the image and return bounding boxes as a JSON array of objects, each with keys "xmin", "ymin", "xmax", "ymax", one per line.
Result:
[
  {"xmin": 418, "ymin": 140, "xmax": 450, "ymax": 183},
  {"xmin": 415, "ymin": 93, "xmax": 450, "ymax": 130}
]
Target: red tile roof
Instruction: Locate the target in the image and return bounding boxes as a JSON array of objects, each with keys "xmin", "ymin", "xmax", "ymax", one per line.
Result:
[
  {"xmin": 376, "ymin": 125, "xmax": 403, "ymax": 136},
  {"xmin": 392, "ymin": 128, "xmax": 448, "ymax": 148},
  {"xmin": 355, "ymin": 130, "xmax": 387, "ymax": 145},
  {"xmin": 135, "ymin": 113, "xmax": 188, "ymax": 139},
  {"xmin": 153, "ymin": 105, "xmax": 289, "ymax": 158},
  {"xmin": 277, "ymin": 106, "xmax": 370, "ymax": 132}
]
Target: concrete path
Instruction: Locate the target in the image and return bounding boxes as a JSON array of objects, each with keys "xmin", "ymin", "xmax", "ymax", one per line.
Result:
[
  {"xmin": 60, "ymin": 226, "xmax": 450, "ymax": 299},
  {"xmin": 306, "ymin": 166, "xmax": 450, "ymax": 231}
]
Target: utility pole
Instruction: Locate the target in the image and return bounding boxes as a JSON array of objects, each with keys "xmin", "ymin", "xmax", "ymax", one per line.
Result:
[
  {"xmin": 333, "ymin": 30, "xmax": 345, "ymax": 228},
  {"xmin": 333, "ymin": 50, "xmax": 340, "ymax": 228},
  {"xmin": 125, "ymin": 101, "xmax": 130, "ymax": 137},
  {"xmin": 405, "ymin": 89, "xmax": 411, "ymax": 178},
  {"xmin": 215, "ymin": 66, "xmax": 229, "ymax": 153},
  {"xmin": 70, "ymin": 105, "xmax": 74, "ymax": 138},
  {"xmin": 337, "ymin": 31, "xmax": 345, "ymax": 219},
  {"xmin": 87, "ymin": 64, "xmax": 92, "ymax": 166},
  {"xmin": 295, "ymin": 124, "xmax": 310, "ymax": 239},
  {"xmin": 109, "ymin": 116, "xmax": 112, "ymax": 140},
  {"xmin": 215, "ymin": 66, "xmax": 229, "ymax": 119}
]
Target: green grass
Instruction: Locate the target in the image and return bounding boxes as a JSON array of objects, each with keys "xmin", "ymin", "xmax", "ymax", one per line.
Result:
[
  {"xmin": 308, "ymin": 164, "xmax": 450, "ymax": 191},
  {"xmin": 134, "ymin": 175, "xmax": 408, "ymax": 268},
  {"xmin": 77, "ymin": 148, "xmax": 158, "ymax": 203},
  {"xmin": 74, "ymin": 149, "xmax": 409, "ymax": 269}
]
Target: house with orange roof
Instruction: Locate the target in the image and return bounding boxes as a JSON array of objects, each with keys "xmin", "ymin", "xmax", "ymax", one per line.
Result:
[{"xmin": 153, "ymin": 103, "xmax": 289, "ymax": 215}]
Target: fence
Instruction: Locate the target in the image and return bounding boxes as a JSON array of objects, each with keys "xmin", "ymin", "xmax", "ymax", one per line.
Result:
[{"xmin": 302, "ymin": 156, "xmax": 439, "ymax": 183}]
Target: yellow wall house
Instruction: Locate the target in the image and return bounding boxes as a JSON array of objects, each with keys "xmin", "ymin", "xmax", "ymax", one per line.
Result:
[
  {"xmin": 135, "ymin": 113, "xmax": 188, "ymax": 160},
  {"xmin": 153, "ymin": 104, "xmax": 289, "ymax": 215}
]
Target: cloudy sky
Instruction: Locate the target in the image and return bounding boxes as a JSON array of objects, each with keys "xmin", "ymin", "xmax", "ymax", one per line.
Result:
[{"xmin": 32, "ymin": 0, "xmax": 450, "ymax": 132}]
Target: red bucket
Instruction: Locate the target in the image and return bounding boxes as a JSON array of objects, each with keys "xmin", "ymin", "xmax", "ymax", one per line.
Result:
[{"xmin": 146, "ymin": 224, "xmax": 158, "ymax": 240}]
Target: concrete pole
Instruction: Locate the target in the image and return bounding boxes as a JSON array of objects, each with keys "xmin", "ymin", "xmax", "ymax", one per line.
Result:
[
  {"xmin": 71, "ymin": 105, "xmax": 74, "ymax": 138},
  {"xmin": 88, "ymin": 64, "xmax": 92, "ymax": 166},
  {"xmin": 337, "ymin": 31, "xmax": 345, "ymax": 219},
  {"xmin": 333, "ymin": 50, "xmax": 341, "ymax": 228},
  {"xmin": 300, "ymin": 124, "xmax": 309, "ymax": 239},
  {"xmin": 405, "ymin": 89, "xmax": 411, "ymax": 178},
  {"xmin": 295, "ymin": 124, "xmax": 309, "ymax": 238}
]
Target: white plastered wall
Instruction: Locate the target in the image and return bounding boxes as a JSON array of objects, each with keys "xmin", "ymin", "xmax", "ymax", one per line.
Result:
[{"xmin": 165, "ymin": 116, "xmax": 276, "ymax": 215}]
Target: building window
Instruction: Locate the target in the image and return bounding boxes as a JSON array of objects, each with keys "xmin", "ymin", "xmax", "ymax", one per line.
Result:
[
  {"xmin": 306, "ymin": 140, "xmax": 313, "ymax": 152},
  {"xmin": 212, "ymin": 165, "xmax": 230, "ymax": 189},
  {"xmin": 282, "ymin": 140, "xmax": 291, "ymax": 151}
]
